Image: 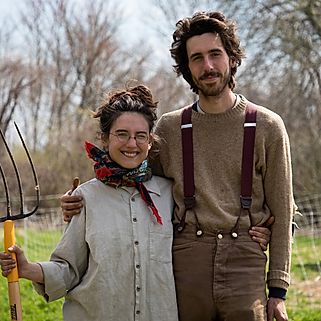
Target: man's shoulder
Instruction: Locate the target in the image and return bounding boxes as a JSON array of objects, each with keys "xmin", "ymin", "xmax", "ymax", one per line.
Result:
[
  {"xmin": 245, "ymin": 98, "xmax": 285, "ymax": 126},
  {"xmin": 155, "ymin": 107, "xmax": 186, "ymax": 133},
  {"xmin": 244, "ymin": 99, "xmax": 287, "ymax": 138},
  {"xmin": 159, "ymin": 107, "xmax": 185, "ymax": 120}
]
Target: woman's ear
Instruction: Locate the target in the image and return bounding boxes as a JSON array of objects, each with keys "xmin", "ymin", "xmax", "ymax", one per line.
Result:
[
  {"xmin": 101, "ymin": 133, "xmax": 109, "ymax": 150},
  {"xmin": 148, "ymin": 133, "xmax": 154, "ymax": 151}
]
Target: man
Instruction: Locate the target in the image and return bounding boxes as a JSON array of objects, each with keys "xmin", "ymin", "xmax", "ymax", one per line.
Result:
[{"xmin": 61, "ymin": 11, "xmax": 293, "ymax": 321}]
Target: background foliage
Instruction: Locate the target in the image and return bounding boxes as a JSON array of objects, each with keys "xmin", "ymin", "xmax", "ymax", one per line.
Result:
[{"xmin": 0, "ymin": 0, "xmax": 321, "ymax": 319}]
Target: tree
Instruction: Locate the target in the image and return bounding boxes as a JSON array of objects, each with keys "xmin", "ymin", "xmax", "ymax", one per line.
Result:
[{"xmin": 149, "ymin": 0, "xmax": 321, "ymax": 193}]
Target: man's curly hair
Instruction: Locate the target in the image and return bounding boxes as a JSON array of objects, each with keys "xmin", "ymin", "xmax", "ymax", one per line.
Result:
[{"xmin": 170, "ymin": 11, "xmax": 245, "ymax": 93}]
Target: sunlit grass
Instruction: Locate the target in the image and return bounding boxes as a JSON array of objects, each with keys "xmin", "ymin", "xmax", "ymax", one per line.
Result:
[{"xmin": 0, "ymin": 228, "xmax": 320, "ymax": 321}]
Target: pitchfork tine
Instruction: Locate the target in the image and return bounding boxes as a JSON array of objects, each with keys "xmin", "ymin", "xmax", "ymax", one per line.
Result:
[
  {"xmin": 0, "ymin": 123, "xmax": 39, "ymax": 222},
  {"xmin": 13, "ymin": 122, "xmax": 40, "ymax": 217},
  {"xmin": 0, "ymin": 126, "xmax": 24, "ymax": 216},
  {"xmin": 0, "ymin": 122, "xmax": 39, "ymax": 321},
  {"xmin": 0, "ymin": 162, "xmax": 11, "ymax": 219}
]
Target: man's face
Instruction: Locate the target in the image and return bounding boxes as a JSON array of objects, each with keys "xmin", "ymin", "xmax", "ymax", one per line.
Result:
[{"xmin": 187, "ymin": 32, "xmax": 234, "ymax": 97}]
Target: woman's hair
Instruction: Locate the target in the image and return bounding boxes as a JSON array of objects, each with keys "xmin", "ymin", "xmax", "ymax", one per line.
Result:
[
  {"xmin": 170, "ymin": 11, "xmax": 245, "ymax": 93},
  {"xmin": 93, "ymin": 84, "xmax": 160, "ymax": 158}
]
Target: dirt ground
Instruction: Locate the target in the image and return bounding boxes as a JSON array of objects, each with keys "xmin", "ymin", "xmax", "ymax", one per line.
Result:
[{"xmin": 292, "ymin": 277, "xmax": 321, "ymax": 301}]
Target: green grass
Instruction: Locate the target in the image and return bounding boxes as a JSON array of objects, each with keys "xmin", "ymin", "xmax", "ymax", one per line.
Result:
[
  {"xmin": 0, "ymin": 227, "xmax": 63, "ymax": 321},
  {"xmin": 0, "ymin": 228, "xmax": 320, "ymax": 321}
]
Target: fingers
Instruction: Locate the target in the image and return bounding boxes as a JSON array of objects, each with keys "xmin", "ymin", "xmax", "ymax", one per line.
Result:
[
  {"xmin": 249, "ymin": 216, "xmax": 275, "ymax": 247},
  {"xmin": 0, "ymin": 251, "xmax": 16, "ymax": 277},
  {"xmin": 267, "ymin": 298, "xmax": 288, "ymax": 321},
  {"xmin": 61, "ymin": 203, "xmax": 83, "ymax": 222},
  {"xmin": 249, "ymin": 226, "xmax": 271, "ymax": 250},
  {"xmin": 264, "ymin": 215, "xmax": 275, "ymax": 228},
  {"xmin": 60, "ymin": 194, "xmax": 83, "ymax": 203},
  {"xmin": 60, "ymin": 194, "xmax": 83, "ymax": 222}
]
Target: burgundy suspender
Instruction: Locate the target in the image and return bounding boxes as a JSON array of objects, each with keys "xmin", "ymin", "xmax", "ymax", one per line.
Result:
[
  {"xmin": 179, "ymin": 103, "xmax": 257, "ymax": 235},
  {"xmin": 181, "ymin": 105, "xmax": 195, "ymax": 208},
  {"xmin": 240, "ymin": 103, "xmax": 257, "ymax": 209}
]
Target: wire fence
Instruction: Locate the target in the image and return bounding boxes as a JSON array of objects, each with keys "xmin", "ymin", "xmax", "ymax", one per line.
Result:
[{"xmin": 1, "ymin": 194, "xmax": 321, "ymax": 316}]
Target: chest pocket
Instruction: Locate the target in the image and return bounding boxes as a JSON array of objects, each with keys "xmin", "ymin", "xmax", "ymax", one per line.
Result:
[{"xmin": 149, "ymin": 219, "xmax": 173, "ymax": 263}]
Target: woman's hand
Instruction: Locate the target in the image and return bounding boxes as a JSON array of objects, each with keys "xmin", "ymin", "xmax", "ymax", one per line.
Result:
[
  {"xmin": 0, "ymin": 245, "xmax": 43, "ymax": 283},
  {"xmin": 249, "ymin": 216, "xmax": 275, "ymax": 251}
]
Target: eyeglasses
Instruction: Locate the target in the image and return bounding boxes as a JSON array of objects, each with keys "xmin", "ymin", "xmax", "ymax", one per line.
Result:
[{"xmin": 109, "ymin": 131, "xmax": 149, "ymax": 145}]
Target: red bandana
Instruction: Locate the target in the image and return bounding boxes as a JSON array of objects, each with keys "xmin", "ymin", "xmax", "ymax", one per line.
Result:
[{"xmin": 85, "ymin": 141, "xmax": 162, "ymax": 225}]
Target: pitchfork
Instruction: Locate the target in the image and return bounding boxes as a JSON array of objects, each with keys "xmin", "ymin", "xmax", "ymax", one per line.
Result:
[{"xmin": 0, "ymin": 122, "xmax": 39, "ymax": 321}]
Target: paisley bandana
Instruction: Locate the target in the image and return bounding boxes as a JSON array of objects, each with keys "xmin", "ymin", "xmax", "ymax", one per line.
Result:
[{"xmin": 85, "ymin": 141, "xmax": 162, "ymax": 224}]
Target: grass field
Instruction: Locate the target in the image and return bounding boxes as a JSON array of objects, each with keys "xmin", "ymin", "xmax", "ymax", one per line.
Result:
[{"xmin": 0, "ymin": 228, "xmax": 320, "ymax": 321}]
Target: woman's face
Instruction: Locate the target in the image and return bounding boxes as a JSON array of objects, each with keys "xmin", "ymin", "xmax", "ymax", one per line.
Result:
[{"xmin": 105, "ymin": 112, "xmax": 152, "ymax": 169}]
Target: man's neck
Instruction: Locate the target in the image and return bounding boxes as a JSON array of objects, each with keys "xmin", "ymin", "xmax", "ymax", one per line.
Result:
[{"xmin": 198, "ymin": 90, "xmax": 236, "ymax": 114}]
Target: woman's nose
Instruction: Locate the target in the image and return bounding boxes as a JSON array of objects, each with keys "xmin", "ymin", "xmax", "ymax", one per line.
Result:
[{"xmin": 126, "ymin": 136, "xmax": 138, "ymax": 147}]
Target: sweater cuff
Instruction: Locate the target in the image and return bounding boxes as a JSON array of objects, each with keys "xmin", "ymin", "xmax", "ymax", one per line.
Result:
[{"xmin": 268, "ymin": 287, "xmax": 287, "ymax": 300}]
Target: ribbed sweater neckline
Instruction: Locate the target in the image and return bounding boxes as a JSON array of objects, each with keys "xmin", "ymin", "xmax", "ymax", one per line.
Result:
[{"xmin": 192, "ymin": 95, "xmax": 247, "ymax": 121}]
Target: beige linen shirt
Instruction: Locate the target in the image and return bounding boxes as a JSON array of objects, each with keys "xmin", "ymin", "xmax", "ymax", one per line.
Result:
[{"xmin": 35, "ymin": 176, "xmax": 178, "ymax": 321}]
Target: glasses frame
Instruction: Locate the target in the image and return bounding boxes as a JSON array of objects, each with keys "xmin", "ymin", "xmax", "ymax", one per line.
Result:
[{"xmin": 109, "ymin": 131, "xmax": 150, "ymax": 145}]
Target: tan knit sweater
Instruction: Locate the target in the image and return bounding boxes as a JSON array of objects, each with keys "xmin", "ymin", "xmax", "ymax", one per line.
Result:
[{"xmin": 152, "ymin": 95, "xmax": 294, "ymax": 290}]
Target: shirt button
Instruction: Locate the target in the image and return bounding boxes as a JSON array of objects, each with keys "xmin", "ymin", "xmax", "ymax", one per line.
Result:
[
  {"xmin": 136, "ymin": 287, "xmax": 141, "ymax": 292},
  {"xmin": 134, "ymin": 241, "xmax": 139, "ymax": 245},
  {"xmin": 136, "ymin": 264, "xmax": 140, "ymax": 269},
  {"xmin": 133, "ymin": 217, "xmax": 137, "ymax": 222},
  {"xmin": 131, "ymin": 197, "xmax": 135, "ymax": 202},
  {"xmin": 217, "ymin": 233, "xmax": 223, "ymax": 239},
  {"xmin": 231, "ymin": 232, "xmax": 238, "ymax": 238},
  {"xmin": 136, "ymin": 310, "xmax": 140, "ymax": 314}
]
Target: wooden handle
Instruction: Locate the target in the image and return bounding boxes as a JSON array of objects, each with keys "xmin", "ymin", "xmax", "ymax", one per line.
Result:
[
  {"xmin": 4, "ymin": 220, "xmax": 19, "ymax": 282},
  {"xmin": 8, "ymin": 282, "xmax": 23, "ymax": 321},
  {"xmin": 4, "ymin": 220, "xmax": 23, "ymax": 320}
]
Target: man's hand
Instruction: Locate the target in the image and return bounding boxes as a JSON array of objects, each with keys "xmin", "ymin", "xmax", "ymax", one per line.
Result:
[
  {"xmin": 249, "ymin": 216, "xmax": 275, "ymax": 251},
  {"xmin": 267, "ymin": 297, "xmax": 288, "ymax": 321},
  {"xmin": 60, "ymin": 177, "xmax": 83, "ymax": 223},
  {"xmin": 60, "ymin": 192, "xmax": 84, "ymax": 222}
]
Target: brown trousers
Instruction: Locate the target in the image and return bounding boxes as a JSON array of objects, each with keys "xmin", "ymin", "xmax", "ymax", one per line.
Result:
[{"xmin": 172, "ymin": 227, "xmax": 267, "ymax": 321}]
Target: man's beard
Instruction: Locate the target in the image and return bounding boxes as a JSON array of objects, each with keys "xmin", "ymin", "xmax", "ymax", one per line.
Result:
[{"xmin": 193, "ymin": 69, "xmax": 231, "ymax": 97}]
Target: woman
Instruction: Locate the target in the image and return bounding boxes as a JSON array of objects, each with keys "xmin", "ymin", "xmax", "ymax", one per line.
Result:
[{"xmin": 0, "ymin": 85, "xmax": 178, "ymax": 321}]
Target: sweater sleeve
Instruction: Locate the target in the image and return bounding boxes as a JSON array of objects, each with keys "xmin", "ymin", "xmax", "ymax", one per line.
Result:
[{"xmin": 264, "ymin": 119, "xmax": 294, "ymax": 290}]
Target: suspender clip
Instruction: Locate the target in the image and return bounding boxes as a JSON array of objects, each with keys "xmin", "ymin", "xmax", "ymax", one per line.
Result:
[
  {"xmin": 184, "ymin": 196, "xmax": 196, "ymax": 209},
  {"xmin": 240, "ymin": 196, "xmax": 252, "ymax": 209}
]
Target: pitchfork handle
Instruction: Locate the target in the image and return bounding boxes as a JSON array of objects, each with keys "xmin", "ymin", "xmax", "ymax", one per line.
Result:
[{"xmin": 4, "ymin": 220, "xmax": 23, "ymax": 321}]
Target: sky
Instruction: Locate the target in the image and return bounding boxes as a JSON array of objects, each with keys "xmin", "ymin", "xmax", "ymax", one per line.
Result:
[
  {"xmin": 0, "ymin": 0, "xmax": 161, "ymax": 41},
  {"xmin": 0, "ymin": 0, "xmax": 169, "ymax": 64}
]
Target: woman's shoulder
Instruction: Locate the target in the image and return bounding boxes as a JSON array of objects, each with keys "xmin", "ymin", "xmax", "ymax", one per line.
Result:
[
  {"xmin": 151, "ymin": 175, "xmax": 173, "ymax": 189},
  {"xmin": 73, "ymin": 178, "xmax": 110, "ymax": 197}
]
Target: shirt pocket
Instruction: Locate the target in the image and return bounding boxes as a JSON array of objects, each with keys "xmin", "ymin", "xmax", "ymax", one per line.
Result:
[{"xmin": 149, "ymin": 230, "xmax": 173, "ymax": 263}]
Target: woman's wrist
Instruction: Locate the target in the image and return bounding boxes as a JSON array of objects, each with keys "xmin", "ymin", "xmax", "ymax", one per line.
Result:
[{"xmin": 20, "ymin": 262, "xmax": 44, "ymax": 283}]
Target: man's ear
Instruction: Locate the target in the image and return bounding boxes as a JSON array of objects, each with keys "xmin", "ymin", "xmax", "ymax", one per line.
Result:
[{"xmin": 230, "ymin": 58, "xmax": 237, "ymax": 68}]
